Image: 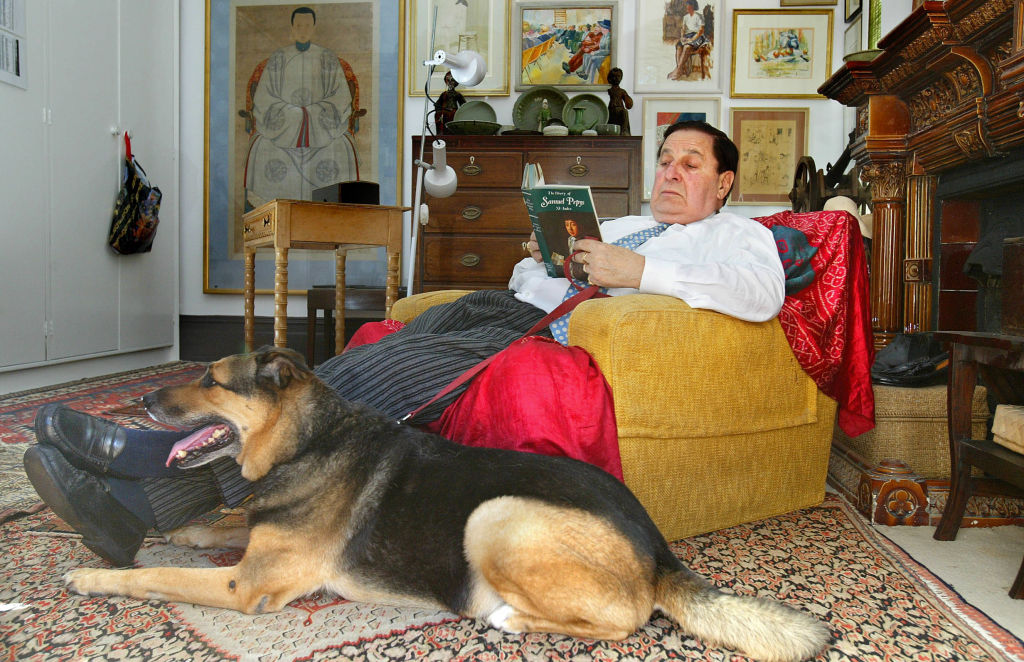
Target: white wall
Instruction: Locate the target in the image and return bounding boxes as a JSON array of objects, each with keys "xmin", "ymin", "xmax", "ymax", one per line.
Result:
[{"xmin": 178, "ymin": 0, "xmax": 912, "ymax": 319}]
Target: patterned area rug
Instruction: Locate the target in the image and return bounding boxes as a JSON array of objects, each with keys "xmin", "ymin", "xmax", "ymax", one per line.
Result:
[
  {"xmin": 0, "ymin": 362, "xmax": 205, "ymax": 523},
  {"xmin": 2, "ymin": 364, "xmax": 1024, "ymax": 660}
]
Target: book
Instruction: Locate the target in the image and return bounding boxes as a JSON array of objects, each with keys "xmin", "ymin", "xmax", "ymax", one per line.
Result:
[{"xmin": 521, "ymin": 163, "xmax": 603, "ymax": 281}]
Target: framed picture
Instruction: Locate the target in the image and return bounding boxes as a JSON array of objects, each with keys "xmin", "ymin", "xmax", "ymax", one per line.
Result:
[
  {"xmin": 844, "ymin": 15, "xmax": 862, "ymax": 57},
  {"xmin": 634, "ymin": 0, "xmax": 722, "ymax": 94},
  {"xmin": 730, "ymin": 9, "xmax": 833, "ymax": 98},
  {"xmin": 204, "ymin": 1, "xmax": 405, "ymax": 294},
  {"xmin": 845, "ymin": 0, "xmax": 862, "ymax": 22},
  {"xmin": 641, "ymin": 97, "xmax": 721, "ymax": 200},
  {"xmin": 409, "ymin": 0, "xmax": 510, "ymax": 97},
  {"xmin": 514, "ymin": 1, "xmax": 619, "ymax": 91},
  {"xmin": 0, "ymin": 0, "xmax": 27, "ymax": 89},
  {"xmin": 729, "ymin": 107, "xmax": 808, "ymax": 206},
  {"xmin": 780, "ymin": 0, "xmax": 837, "ymax": 4}
]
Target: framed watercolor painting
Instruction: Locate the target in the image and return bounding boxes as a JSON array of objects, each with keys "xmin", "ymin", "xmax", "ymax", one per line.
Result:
[
  {"xmin": 204, "ymin": 0, "xmax": 405, "ymax": 294},
  {"xmin": 729, "ymin": 107, "xmax": 808, "ymax": 206},
  {"xmin": 409, "ymin": 0, "xmax": 510, "ymax": 97},
  {"xmin": 634, "ymin": 0, "xmax": 722, "ymax": 94},
  {"xmin": 514, "ymin": 1, "xmax": 619, "ymax": 91},
  {"xmin": 844, "ymin": 15, "xmax": 862, "ymax": 57},
  {"xmin": 730, "ymin": 9, "xmax": 833, "ymax": 99},
  {"xmin": 641, "ymin": 97, "xmax": 721, "ymax": 200},
  {"xmin": 845, "ymin": 0, "xmax": 862, "ymax": 22}
]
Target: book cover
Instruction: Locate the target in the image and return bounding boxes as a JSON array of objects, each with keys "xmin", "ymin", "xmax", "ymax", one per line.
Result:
[{"xmin": 521, "ymin": 163, "xmax": 602, "ymax": 280}]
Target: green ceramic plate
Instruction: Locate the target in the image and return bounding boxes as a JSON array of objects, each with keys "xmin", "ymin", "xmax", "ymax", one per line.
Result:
[
  {"xmin": 453, "ymin": 100, "xmax": 497, "ymax": 123},
  {"xmin": 512, "ymin": 86, "xmax": 569, "ymax": 131},
  {"xmin": 561, "ymin": 94, "xmax": 609, "ymax": 133}
]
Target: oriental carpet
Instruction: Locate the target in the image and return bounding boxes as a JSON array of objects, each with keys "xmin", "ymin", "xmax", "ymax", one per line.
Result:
[{"xmin": 2, "ymin": 364, "xmax": 1023, "ymax": 661}]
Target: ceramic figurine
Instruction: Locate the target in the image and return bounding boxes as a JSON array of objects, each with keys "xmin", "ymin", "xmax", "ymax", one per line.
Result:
[
  {"xmin": 434, "ymin": 71, "xmax": 465, "ymax": 135},
  {"xmin": 537, "ymin": 99, "xmax": 552, "ymax": 132},
  {"xmin": 606, "ymin": 67, "xmax": 633, "ymax": 136}
]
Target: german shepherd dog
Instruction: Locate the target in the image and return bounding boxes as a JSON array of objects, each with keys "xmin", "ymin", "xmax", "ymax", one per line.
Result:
[{"xmin": 65, "ymin": 347, "xmax": 828, "ymax": 661}]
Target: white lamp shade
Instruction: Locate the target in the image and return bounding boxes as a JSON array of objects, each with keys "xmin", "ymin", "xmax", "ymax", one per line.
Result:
[
  {"xmin": 423, "ymin": 140, "xmax": 458, "ymax": 198},
  {"xmin": 428, "ymin": 49, "xmax": 486, "ymax": 87}
]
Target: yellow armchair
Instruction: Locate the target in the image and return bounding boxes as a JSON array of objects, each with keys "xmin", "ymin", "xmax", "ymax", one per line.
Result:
[{"xmin": 391, "ymin": 291, "xmax": 837, "ymax": 542}]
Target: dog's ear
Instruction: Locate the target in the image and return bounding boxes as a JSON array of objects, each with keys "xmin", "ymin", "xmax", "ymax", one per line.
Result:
[{"xmin": 255, "ymin": 347, "xmax": 311, "ymax": 388}]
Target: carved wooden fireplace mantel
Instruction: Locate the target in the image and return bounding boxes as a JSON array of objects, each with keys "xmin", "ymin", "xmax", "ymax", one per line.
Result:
[{"xmin": 820, "ymin": 0, "xmax": 1024, "ymax": 347}]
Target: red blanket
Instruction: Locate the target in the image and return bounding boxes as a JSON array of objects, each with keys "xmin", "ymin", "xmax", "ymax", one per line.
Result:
[
  {"xmin": 343, "ymin": 209, "xmax": 875, "ymax": 474},
  {"xmin": 754, "ymin": 210, "xmax": 875, "ymax": 437}
]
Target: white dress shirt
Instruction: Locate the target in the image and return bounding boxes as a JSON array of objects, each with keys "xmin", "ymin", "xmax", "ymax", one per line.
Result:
[{"xmin": 508, "ymin": 211, "xmax": 786, "ymax": 322}]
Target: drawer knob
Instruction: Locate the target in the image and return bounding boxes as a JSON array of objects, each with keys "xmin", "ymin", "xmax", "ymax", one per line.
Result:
[
  {"xmin": 462, "ymin": 155, "xmax": 482, "ymax": 176},
  {"xmin": 569, "ymin": 155, "xmax": 589, "ymax": 177},
  {"xmin": 459, "ymin": 253, "xmax": 481, "ymax": 268},
  {"xmin": 461, "ymin": 205, "xmax": 482, "ymax": 221}
]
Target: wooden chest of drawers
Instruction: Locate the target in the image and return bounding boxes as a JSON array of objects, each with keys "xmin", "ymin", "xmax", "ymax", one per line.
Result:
[{"xmin": 411, "ymin": 135, "xmax": 642, "ymax": 292}]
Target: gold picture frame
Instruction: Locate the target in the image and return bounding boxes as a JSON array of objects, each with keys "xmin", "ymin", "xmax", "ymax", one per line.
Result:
[
  {"xmin": 203, "ymin": 0, "xmax": 405, "ymax": 294},
  {"xmin": 514, "ymin": 0, "xmax": 620, "ymax": 91},
  {"xmin": 780, "ymin": 0, "xmax": 837, "ymax": 5},
  {"xmin": 730, "ymin": 9, "xmax": 833, "ymax": 99},
  {"xmin": 729, "ymin": 107, "xmax": 808, "ymax": 206},
  {"xmin": 409, "ymin": 0, "xmax": 510, "ymax": 97}
]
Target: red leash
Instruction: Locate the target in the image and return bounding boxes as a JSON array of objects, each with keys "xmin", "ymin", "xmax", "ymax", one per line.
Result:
[{"xmin": 398, "ymin": 286, "xmax": 607, "ymax": 424}]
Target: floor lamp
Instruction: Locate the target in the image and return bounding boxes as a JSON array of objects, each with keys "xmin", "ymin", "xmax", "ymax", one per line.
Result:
[{"xmin": 406, "ymin": 48, "xmax": 486, "ymax": 297}]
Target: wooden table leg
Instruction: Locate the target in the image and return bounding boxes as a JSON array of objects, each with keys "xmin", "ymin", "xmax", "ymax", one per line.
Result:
[
  {"xmin": 335, "ymin": 250, "xmax": 347, "ymax": 356},
  {"xmin": 935, "ymin": 343, "xmax": 979, "ymax": 541},
  {"xmin": 385, "ymin": 250, "xmax": 400, "ymax": 319},
  {"xmin": 244, "ymin": 249, "xmax": 256, "ymax": 352},
  {"xmin": 274, "ymin": 247, "xmax": 288, "ymax": 348}
]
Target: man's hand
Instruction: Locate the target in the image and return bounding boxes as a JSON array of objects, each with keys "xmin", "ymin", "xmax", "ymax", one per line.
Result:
[
  {"xmin": 525, "ymin": 232, "xmax": 543, "ymax": 263},
  {"xmin": 571, "ymin": 238, "xmax": 644, "ymax": 288}
]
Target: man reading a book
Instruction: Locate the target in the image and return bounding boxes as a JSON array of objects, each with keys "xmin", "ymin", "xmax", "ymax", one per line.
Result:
[{"xmin": 25, "ymin": 121, "xmax": 786, "ymax": 566}]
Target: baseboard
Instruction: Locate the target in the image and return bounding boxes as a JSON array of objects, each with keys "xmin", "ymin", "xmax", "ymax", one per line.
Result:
[{"xmin": 180, "ymin": 287, "xmax": 393, "ymax": 365}]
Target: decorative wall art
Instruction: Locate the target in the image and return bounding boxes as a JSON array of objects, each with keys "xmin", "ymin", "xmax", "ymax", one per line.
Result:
[
  {"xmin": 844, "ymin": 14, "xmax": 862, "ymax": 57},
  {"xmin": 204, "ymin": 0, "xmax": 404, "ymax": 294},
  {"xmin": 640, "ymin": 97, "xmax": 721, "ymax": 200},
  {"xmin": 730, "ymin": 9, "xmax": 833, "ymax": 98},
  {"xmin": 633, "ymin": 0, "xmax": 722, "ymax": 94},
  {"xmin": 845, "ymin": 0, "xmax": 862, "ymax": 22},
  {"xmin": 514, "ymin": 1, "xmax": 619, "ymax": 91},
  {"xmin": 780, "ymin": 0, "xmax": 837, "ymax": 5},
  {"xmin": 729, "ymin": 107, "xmax": 808, "ymax": 205},
  {"xmin": 0, "ymin": 0, "xmax": 26, "ymax": 89},
  {"xmin": 409, "ymin": 0, "xmax": 510, "ymax": 97}
]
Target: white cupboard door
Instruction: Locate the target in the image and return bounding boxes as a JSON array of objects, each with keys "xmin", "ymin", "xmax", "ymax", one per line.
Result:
[{"xmin": 46, "ymin": 0, "xmax": 120, "ymax": 360}]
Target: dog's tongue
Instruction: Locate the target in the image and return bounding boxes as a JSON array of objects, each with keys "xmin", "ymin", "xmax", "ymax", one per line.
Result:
[{"xmin": 165, "ymin": 425, "xmax": 227, "ymax": 467}]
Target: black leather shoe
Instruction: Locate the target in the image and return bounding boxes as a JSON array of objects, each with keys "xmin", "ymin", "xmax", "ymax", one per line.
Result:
[
  {"xmin": 34, "ymin": 403, "xmax": 129, "ymax": 477},
  {"xmin": 23, "ymin": 444, "xmax": 147, "ymax": 567}
]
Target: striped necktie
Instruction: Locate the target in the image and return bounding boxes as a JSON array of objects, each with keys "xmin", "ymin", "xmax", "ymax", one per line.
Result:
[{"xmin": 549, "ymin": 223, "xmax": 670, "ymax": 345}]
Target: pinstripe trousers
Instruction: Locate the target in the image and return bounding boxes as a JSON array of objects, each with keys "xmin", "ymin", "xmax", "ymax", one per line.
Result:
[{"xmin": 143, "ymin": 289, "xmax": 549, "ymax": 530}]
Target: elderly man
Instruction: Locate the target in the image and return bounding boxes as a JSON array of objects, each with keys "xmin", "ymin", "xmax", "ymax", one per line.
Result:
[{"xmin": 24, "ymin": 121, "xmax": 784, "ymax": 566}]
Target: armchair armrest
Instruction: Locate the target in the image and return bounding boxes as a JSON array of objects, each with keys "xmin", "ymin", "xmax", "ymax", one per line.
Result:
[
  {"xmin": 391, "ymin": 290, "xmax": 474, "ymax": 324},
  {"xmin": 568, "ymin": 294, "xmax": 818, "ymax": 439}
]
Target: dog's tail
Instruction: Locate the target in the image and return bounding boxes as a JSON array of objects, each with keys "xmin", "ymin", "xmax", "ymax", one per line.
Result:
[{"xmin": 655, "ymin": 566, "xmax": 829, "ymax": 662}]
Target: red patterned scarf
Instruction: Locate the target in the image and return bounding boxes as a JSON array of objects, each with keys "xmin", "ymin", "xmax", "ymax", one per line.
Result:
[{"xmin": 754, "ymin": 210, "xmax": 876, "ymax": 437}]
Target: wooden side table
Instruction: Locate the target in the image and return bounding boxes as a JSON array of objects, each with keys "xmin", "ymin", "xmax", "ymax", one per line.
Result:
[
  {"xmin": 933, "ymin": 331, "xmax": 1024, "ymax": 598},
  {"xmin": 242, "ymin": 199, "xmax": 409, "ymax": 353}
]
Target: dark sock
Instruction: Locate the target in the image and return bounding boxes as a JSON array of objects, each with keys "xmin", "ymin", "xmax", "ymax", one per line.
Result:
[
  {"xmin": 106, "ymin": 426, "xmax": 195, "ymax": 479},
  {"xmin": 105, "ymin": 476, "xmax": 156, "ymax": 528}
]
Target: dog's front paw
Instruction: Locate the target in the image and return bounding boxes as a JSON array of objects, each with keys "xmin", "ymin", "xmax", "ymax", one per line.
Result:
[{"xmin": 65, "ymin": 568, "xmax": 118, "ymax": 597}]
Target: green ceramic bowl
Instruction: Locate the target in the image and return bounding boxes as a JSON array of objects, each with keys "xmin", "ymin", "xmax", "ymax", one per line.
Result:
[{"xmin": 445, "ymin": 120, "xmax": 502, "ymax": 135}]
